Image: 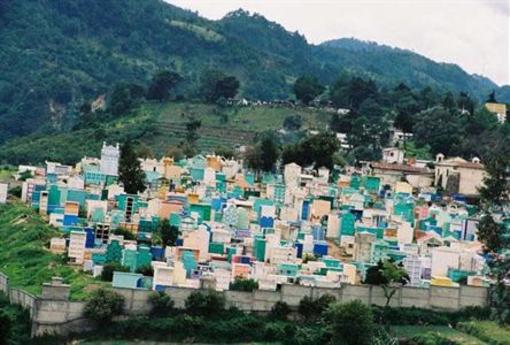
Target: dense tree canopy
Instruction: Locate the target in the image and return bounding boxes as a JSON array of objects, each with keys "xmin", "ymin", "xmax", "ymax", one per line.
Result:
[
  {"xmin": 108, "ymin": 83, "xmax": 145, "ymax": 116},
  {"xmin": 147, "ymin": 70, "xmax": 182, "ymax": 101},
  {"xmin": 330, "ymin": 77, "xmax": 378, "ymax": 110},
  {"xmin": 282, "ymin": 131, "xmax": 340, "ymax": 169},
  {"xmin": 412, "ymin": 106, "xmax": 464, "ymax": 156},
  {"xmin": 392, "ymin": 83, "xmax": 420, "ymax": 133},
  {"xmin": 293, "ymin": 75, "xmax": 324, "ymax": 104},
  {"xmin": 200, "ymin": 70, "xmax": 240, "ymax": 102}
]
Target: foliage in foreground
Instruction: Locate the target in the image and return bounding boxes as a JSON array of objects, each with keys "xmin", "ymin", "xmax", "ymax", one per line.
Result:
[
  {"xmin": 37, "ymin": 293, "xmax": 505, "ymax": 345},
  {"xmin": 457, "ymin": 321, "xmax": 510, "ymax": 345},
  {"xmin": 0, "ymin": 293, "xmax": 31, "ymax": 345},
  {"xmin": 476, "ymin": 156, "xmax": 510, "ymax": 325},
  {"xmin": 84, "ymin": 289, "xmax": 125, "ymax": 324},
  {"xmin": 372, "ymin": 305, "xmax": 491, "ymax": 326},
  {"xmin": 408, "ymin": 332, "xmax": 460, "ymax": 345},
  {"xmin": 184, "ymin": 290, "xmax": 226, "ymax": 316},
  {"xmin": 148, "ymin": 291, "xmax": 175, "ymax": 318},
  {"xmin": 325, "ymin": 300, "xmax": 375, "ymax": 345}
]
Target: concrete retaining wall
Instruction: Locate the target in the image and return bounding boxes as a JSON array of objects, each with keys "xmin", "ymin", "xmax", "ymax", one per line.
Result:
[
  {"xmin": 33, "ymin": 299, "xmax": 87, "ymax": 336},
  {"xmin": 0, "ymin": 271, "xmax": 490, "ymax": 338},
  {"xmin": 0, "ymin": 273, "xmax": 37, "ymax": 317},
  {"xmin": 115, "ymin": 288, "xmax": 152, "ymax": 315},
  {"xmin": 9, "ymin": 288, "xmax": 37, "ymax": 317},
  {"xmin": 159, "ymin": 284, "xmax": 488, "ymax": 314},
  {"xmin": 0, "ymin": 273, "xmax": 8, "ymax": 294}
]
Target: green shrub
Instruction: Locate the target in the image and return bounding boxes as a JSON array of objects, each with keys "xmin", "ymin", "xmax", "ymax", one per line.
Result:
[
  {"xmin": 229, "ymin": 277, "xmax": 259, "ymax": 292},
  {"xmin": 135, "ymin": 264, "xmax": 154, "ymax": 277},
  {"xmin": 325, "ymin": 300, "xmax": 375, "ymax": 345},
  {"xmin": 373, "ymin": 306, "xmax": 450, "ymax": 326},
  {"xmin": 269, "ymin": 301, "xmax": 291, "ymax": 321},
  {"xmin": 200, "ymin": 314, "xmax": 266, "ymax": 342},
  {"xmin": 185, "ymin": 290, "xmax": 225, "ymax": 316},
  {"xmin": 168, "ymin": 314, "xmax": 204, "ymax": 339},
  {"xmin": 372, "ymin": 327, "xmax": 399, "ymax": 345},
  {"xmin": 7, "ymin": 186, "xmax": 21, "ymax": 198},
  {"xmin": 263, "ymin": 321, "xmax": 295, "ymax": 341},
  {"xmin": 148, "ymin": 291, "xmax": 175, "ymax": 317},
  {"xmin": 17, "ymin": 170, "xmax": 32, "ymax": 181},
  {"xmin": 408, "ymin": 332, "xmax": 458, "ymax": 345},
  {"xmin": 285, "ymin": 325, "xmax": 328, "ymax": 345},
  {"xmin": 372, "ymin": 306, "xmax": 491, "ymax": 326},
  {"xmin": 100, "ymin": 263, "xmax": 130, "ymax": 282},
  {"xmin": 0, "ymin": 293, "xmax": 32, "ymax": 345},
  {"xmin": 298, "ymin": 294, "xmax": 336, "ymax": 321},
  {"xmin": 112, "ymin": 227, "xmax": 137, "ymax": 240},
  {"xmin": 0, "ymin": 311, "xmax": 11, "ymax": 345},
  {"xmin": 283, "ymin": 114, "xmax": 303, "ymax": 131},
  {"xmin": 84, "ymin": 289, "xmax": 125, "ymax": 324},
  {"xmin": 85, "ymin": 313, "xmax": 295, "ymax": 343}
]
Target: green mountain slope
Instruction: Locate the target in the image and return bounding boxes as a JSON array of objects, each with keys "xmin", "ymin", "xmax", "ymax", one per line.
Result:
[
  {"xmin": 319, "ymin": 38, "xmax": 498, "ymax": 96},
  {"xmin": 0, "ymin": 0, "xmax": 507, "ymax": 144}
]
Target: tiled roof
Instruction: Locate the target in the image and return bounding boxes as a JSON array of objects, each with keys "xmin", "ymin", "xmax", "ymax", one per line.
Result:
[
  {"xmin": 371, "ymin": 162, "xmax": 429, "ymax": 174},
  {"xmin": 436, "ymin": 157, "xmax": 484, "ymax": 170},
  {"xmin": 452, "ymin": 162, "xmax": 484, "ymax": 169}
]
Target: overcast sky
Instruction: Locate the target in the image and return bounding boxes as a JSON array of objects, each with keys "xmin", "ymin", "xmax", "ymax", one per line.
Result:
[{"xmin": 167, "ymin": 0, "xmax": 510, "ymax": 86}]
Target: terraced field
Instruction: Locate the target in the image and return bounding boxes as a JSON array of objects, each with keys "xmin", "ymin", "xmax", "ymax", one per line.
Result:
[
  {"xmin": 0, "ymin": 101, "xmax": 332, "ymax": 164},
  {"xmin": 141, "ymin": 101, "xmax": 331, "ymax": 153},
  {"xmin": 148, "ymin": 101, "xmax": 331, "ymax": 131},
  {"xmin": 146, "ymin": 121, "xmax": 255, "ymax": 153}
]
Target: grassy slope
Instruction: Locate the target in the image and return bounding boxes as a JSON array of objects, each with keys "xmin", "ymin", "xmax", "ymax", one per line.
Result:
[
  {"xmin": 393, "ymin": 322, "xmax": 510, "ymax": 345},
  {"xmin": 458, "ymin": 321, "xmax": 510, "ymax": 345},
  {"xmin": 392, "ymin": 325, "xmax": 486, "ymax": 344},
  {"xmin": 147, "ymin": 102, "xmax": 330, "ymax": 151},
  {"xmin": 0, "ymin": 168, "xmax": 15, "ymax": 182},
  {"xmin": 0, "ymin": 202, "xmax": 104, "ymax": 300},
  {"xmin": 0, "ymin": 101, "xmax": 331, "ymax": 165}
]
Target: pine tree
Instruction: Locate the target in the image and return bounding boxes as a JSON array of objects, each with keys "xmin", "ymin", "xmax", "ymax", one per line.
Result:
[{"xmin": 118, "ymin": 142, "xmax": 146, "ymax": 194}]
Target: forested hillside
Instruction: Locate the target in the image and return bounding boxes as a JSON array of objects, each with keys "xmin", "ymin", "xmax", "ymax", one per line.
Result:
[
  {"xmin": 0, "ymin": 0, "xmax": 507, "ymax": 144},
  {"xmin": 320, "ymin": 38, "xmax": 498, "ymax": 97}
]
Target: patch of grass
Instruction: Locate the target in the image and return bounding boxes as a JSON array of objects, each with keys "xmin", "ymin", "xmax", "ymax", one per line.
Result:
[
  {"xmin": 392, "ymin": 325, "xmax": 486, "ymax": 344},
  {"xmin": 0, "ymin": 203, "xmax": 106, "ymax": 300},
  {"xmin": 169, "ymin": 20, "xmax": 224, "ymax": 42},
  {"xmin": 458, "ymin": 321, "xmax": 510, "ymax": 345},
  {"xmin": 0, "ymin": 167, "xmax": 15, "ymax": 182}
]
